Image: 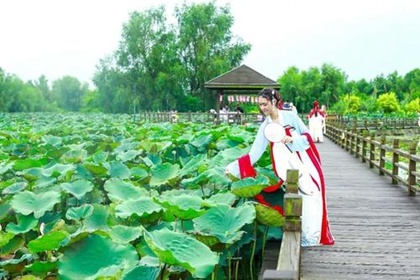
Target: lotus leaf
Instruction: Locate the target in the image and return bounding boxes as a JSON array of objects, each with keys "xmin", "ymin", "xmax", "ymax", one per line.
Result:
[
  {"xmin": 144, "ymin": 228, "xmax": 219, "ymax": 279},
  {"xmin": 109, "ymin": 225, "xmax": 143, "ymax": 244},
  {"xmin": 204, "ymin": 192, "xmax": 237, "ymax": 206},
  {"xmin": 0, "ymin": 253, "xmax": 33, "ymax": 274},
  {"xmin": 61, "ymin": 179, "xmax": 93, "ymax": 200},
  {"xmin": 231, "ymin": 176, "xmax": 270, "ymax": 198},
  {"xmin": 255, "ymin": 203, "xmax": 285, "ymax": 227},
  {"xmin": 0, "ymin": 236, "xmax": 24, "ymax": 257},
  {"xmin": 92, "ymin": 150, "xmax": 109, "ymax": 163},
  {"xmin": 6, "ymin": 214, "xmax": 38, "ymax": 234},
  {"xmin": 122, "ymin": 265, "xmax": 160, "ymax": 280},
  {"xmin": 104, "ymin": 178, "xmax": 150, "ymax": 202},
  {"xmin": 24, "ymin": 260, "xmax": 58, "ymax": 275},
  {"xmin": 191, "ymin": 134, "xmax": 212, "ymax": 150},
  {"xmin": 42, "ymin": 163, "xmax": 75, "ymax": 178},
  {"xmin": 13, "ymin": 158, "xmax": 48, "ymax": 171},
  {"xmin": 2, "ymin": 182, "xmax": 28, "ymax": 195},
  {"xmin": 65, "ymin": 204, "xmax": 94, "ymax": 221},
  {"xmin": 193, "ymin": 203, "xmax": 256, "ymax": 244},
  {"xmin": 61, "ymin": 147, "xmax": 87, "ymax": 163},
  {"xmin": 0, "ymin": 232, "xmax": 14, "ymax": 247},
  {"xmin": 179, "ymin": 153, "xmax": 207, "ymax": 177},
  {"xmin": 82, "ymin": 204, "xmax": 109, "ymax": 232},
  {"xmin": 58, "ymin": 234, "xmax": 138, "ymax": 280},
  {"xmin": 157, "ymin": 193, "xmax": 204, "ymax": 220},
  {"xmin": 83, "ymin": 162, "xmax": 108, "ymax": 176},
  {"xmin": 28, "ymin": 230, "xmax": 70, "ymax": 253},
  {"xmin": 115, "ymin": 197, "xmax": 163, "ymax": 219},
  {"xmin": 130, "ymin": 167, "xmax": 148, "ymax": 180},
  {"xmin": 201, "ymin": 166, "xmax": 231, "ymax": 185},
  {"xmin": 0, "ymin": 162, "xmax": 13, "ymax": 175},
  {"xmin": 116, "ymin": 149, "xmax": 140, "ymax": 162},
  {"xmin": 106, "ymin": 161, "xmax": 131, "ymax": 179},
  {"xmin": 11, "ymin": 191, "xmax": 60, "ymax": 219},
  {"xmin": 149, "ymin": 163, "xmax": 180, "ymax": 187}
]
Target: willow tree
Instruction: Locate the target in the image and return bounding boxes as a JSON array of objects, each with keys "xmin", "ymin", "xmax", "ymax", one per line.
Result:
[
  {"xmin": 174, "ymin": 2, "xmax": 251, "ymax": 109},
  {"xmin": 94, "ymin": 2, "xmax": 251, "ymax": 112}
]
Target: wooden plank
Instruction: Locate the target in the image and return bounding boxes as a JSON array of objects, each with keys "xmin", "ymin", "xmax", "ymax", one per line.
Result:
[{"xmin": 300, "ymin": 138, "xmax": 420, "ymax": 280}]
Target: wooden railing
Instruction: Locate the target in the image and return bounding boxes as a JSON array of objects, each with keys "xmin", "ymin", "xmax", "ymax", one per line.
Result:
[
  {"xmin": 325, "ymin": 123, "xmax": 420, "ymax": 195},
  {"xmin": 262, "ymin": 169, "xmax": 302, "ymax": 280}
]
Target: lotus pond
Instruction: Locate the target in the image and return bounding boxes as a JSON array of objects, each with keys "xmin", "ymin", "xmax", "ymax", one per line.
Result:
[{"xmin": 0, "ymin": 113, "xmax": 285, "ymax": 280}]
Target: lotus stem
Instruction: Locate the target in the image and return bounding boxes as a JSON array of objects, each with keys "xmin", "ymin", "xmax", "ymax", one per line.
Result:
[{"xmin": 249, "ymin": 222, "xmax": 257, "ymax": 280}]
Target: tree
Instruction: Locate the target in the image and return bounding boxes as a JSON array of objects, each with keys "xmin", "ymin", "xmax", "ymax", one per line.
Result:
[
  {"xmin": 174, "ymin": 2, "xmax": 251, "ymax": 109},
  {"xmin": 52, "ymin": 76, "xmax": 87, "ymax": 111},
  {"xmin": 377, "ymin": 92, "xmax": 400, "ymax": 113}
]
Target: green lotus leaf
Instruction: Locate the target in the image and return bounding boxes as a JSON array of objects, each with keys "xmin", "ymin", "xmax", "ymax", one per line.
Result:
[
  {"xmin": 190, "ymin": 134, "xmax": 212, "ymax": 150},
  {"xmin": 0, "ymin": 236, "xmax": 24, "ymax": 257},
  {"xmin": 122, "ymin": 265, "xmax": 160, "ymax": 280},
  {"xmin": 58, "ymin": 234, "xmax": 138, "ymax": 280},
  {"xmin": 83, "ymin": 163, "xmax": 108, "ymax": 177},
  {"xmin": 0, "ymin": 162, "xmax": 13, "ymax": 175},
  {"xmin": 11, "ymin": 190, "xmax": 61, "ymax": 219},
  {"xmin": 66, "ymin": 204, "xmax": 94, "ymax": 221},
  {"xmin": 0, "ymin": 253, "xmax": 33, "ymax": 274},
  {"xmin": 0, "ymin": 232, "xmax": 14, "ymax": 247},
  {"xmin": 61, "ymin": 179, "xmax": 93, "ymax": 200},
  {"xmin": 130, "ymin": 167, "xmax": 148, "ymax": 180},
  {"xmin": 82, "ymin": 204, "xmax": 109, "ymax": 232},
  {"xmin": 115, "ymin": 197, "xmax": 163, "ymax": 219},
  {"xmin": 157, "ymin": 193, "xmax": 204, "ymax": 220},
  {"xmin": 42, "ymin": 135, "xmax": 62, "ymax": 146},
  {"xmin": 116, "ymin": 149, "xmax": 140, "ymax": 162},
  {"xmin": 106, "ymin": 161, "xmax": 131, "ymax": 179},
  {"xmin": 149, "ymin": 163, "xmax": 180, "ymax": 187},
  {"xmin": 42, "ymin": 163, "xmax": 75, "ymax": 178},
  {"xmin": 28, "ymin": 230, "xmax": 70, "ymax": 253},
  {"xmin": 179, "ymin": 154, "xmax": 207, "ymax": 177},
  {"xmin": 204, "ymin": 192, "xmax": 237, "ymax": 207},
  {"xmin": 6, "ymin": 214, "xmax": 38, "ymax": 234},
  {"xmin": 255, "ymin": 203, "xmax": 285, "ymax": 227},
  {"xmin": 2, "ymin": 181, "xmax": 28, "ymax": 195},
  {"xmin": 144, "ymin": 228, "xmax": 219, "ymax": 279},
  {"xmin": 0, "ymin": 202, "xmax": 10, "ymax": 220},
  {"xmin": 193, "ymin": 203, "xmax": 256, "ymax": 244},
  {"xmin": 13, "ymin": 158, "xmax": 48, "ymax": 171},
  {"xmin": 61, "ymin": 147, "xmax": 87, "ymax": 163},
  {"xmin": 230, "ymin": 176, "xmax": 270, "ymax": 198},
  {"xmin": 93, "ymin": 150, "xmax": 109, "ymax": 164},
  {"xmin": 104, "ymin": 178, "xmax": 149, "ymax": 202},
  {"xmin": 24, "ymin": 260, "xmax": 58, "ymax": 275},
  {"xmin": 109, "ymin": 225, "xmax": 143, "ymax": 244},
  {"xmin": 201, "ymin": 166, "xmax": 231, "ymax": 185}
]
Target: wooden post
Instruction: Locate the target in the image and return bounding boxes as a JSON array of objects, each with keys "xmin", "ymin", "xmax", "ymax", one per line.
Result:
[
  {"xmin": 408, "ymin": 141, "xmax": 418, "ymax": 196},
  {"xmin": 379, "ymin": 135, "xmax": 386, "ymax": 176},
  {"xmin": 392, "ymin": 139, "xmax": 399, "ymax": 184},
  {"xmin": 369, "ymin": 133, "xmax": 375, "ymax": 169},
  {"xmin": 361, "ymin": 131, "xmax": 368, "ymax": 163}
]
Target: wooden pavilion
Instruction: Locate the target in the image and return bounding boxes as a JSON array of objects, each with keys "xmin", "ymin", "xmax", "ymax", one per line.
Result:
[{"xmin": 204, "ymin": 64, "xmax": 280, "ymax": 111}]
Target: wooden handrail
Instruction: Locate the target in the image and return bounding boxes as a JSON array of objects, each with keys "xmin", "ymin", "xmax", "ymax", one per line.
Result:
[
  {"xmin": 262, "ymin": 169, "xmax": 302, "ymax": 280},
  {"xmin": 325, "ymin": 123, "xmax": 420, "ymax": 195}
]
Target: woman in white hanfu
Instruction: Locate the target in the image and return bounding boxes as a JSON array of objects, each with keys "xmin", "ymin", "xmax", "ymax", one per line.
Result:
[
  {"xmin": 225, "ymin": 88, "xmax": 334, "ymax": 247},
  {"xmin": 308, "ymin": 101, "xmax": 326, "ymax": 143}
]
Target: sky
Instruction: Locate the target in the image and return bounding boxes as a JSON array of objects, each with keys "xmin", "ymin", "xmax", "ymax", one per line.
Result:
[{"xmin": 1, "ymin": 0, "xmax": 419, "ymax": 88}]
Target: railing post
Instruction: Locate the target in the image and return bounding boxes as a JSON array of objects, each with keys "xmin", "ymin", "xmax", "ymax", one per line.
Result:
[
  {"xmin": 379, "ymin": 135, "xmax": 386, "ymax": 176},
  {"xmin": 361, "ymin": 131, "xmax": 368, "ymax": 163},
  {"xmin": 369, "ymin": 133, "xmax": 375, "ymax": 169},
  {"xmin": 408, "ymin": 141, "xmax": 418, "ymax": 196},
  {"xmin": 263, "ymin": 169, "xmax": 302, "ymax": 280},
  {"xmin": 392, "ymin": 139, "xmax": 399, "ymax": 184}
]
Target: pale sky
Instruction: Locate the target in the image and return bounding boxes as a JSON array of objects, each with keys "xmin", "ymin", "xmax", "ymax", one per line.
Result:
[{"xmin": 1, "ymin": 0, "xmax": 419, "ymax": 88}]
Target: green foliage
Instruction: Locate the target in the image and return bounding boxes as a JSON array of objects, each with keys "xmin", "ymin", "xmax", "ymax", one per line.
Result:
[
  {"xmin": 0, "ymin": 113, "xmax": 278, "ymax": 279},
  {"xmin": 377, "ymin": 92, "xmax": 401, "ymax": 113}
]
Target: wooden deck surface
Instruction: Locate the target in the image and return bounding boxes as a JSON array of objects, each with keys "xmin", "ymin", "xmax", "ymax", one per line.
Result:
[{"xmin": 300, "ymin": 137, "xmax": 420, "ymax": 280}]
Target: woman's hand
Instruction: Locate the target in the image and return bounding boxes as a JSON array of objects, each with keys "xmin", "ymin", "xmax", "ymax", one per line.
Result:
[{"xmin": 281, "ymin": 136, "xmax": 293, "ymax": 144}]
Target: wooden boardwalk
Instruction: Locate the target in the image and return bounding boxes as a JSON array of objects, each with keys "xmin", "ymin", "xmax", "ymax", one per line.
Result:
[{"xmin": 300, "ymin": 137, "xmax": 420, "ymax": 280}]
